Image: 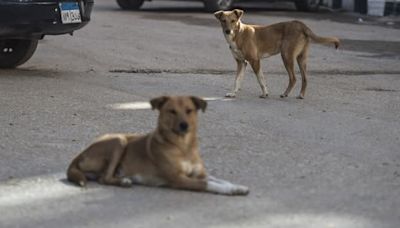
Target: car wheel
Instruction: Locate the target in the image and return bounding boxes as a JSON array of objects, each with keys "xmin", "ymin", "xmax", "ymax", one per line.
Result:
[
  {"xmin": 0, "ymin": 39, "xmax": 38, "ymax": 69},
  {"xmin": 116, "ymin": 0, "xmax": 144, "ymax": 10},
  {"xmin": 204, "ymin": 0, "xmax": 234, "ymax": 12},
  {"xmin": 294, "ymin": 0, "xmax": 320, "ymax": 12}
]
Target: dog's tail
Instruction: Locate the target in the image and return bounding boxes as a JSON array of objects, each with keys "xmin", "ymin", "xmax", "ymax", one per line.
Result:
[
  {"xmin": 303, "ymin": 26, "xmax": 340, "ymax": 49},
  {"xmin": 66, "ymin": 156, "xmax": 87, "ymax": 187}
]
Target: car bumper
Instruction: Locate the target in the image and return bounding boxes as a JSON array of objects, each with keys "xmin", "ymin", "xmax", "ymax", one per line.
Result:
[{"xmin": 0, "ymin": 0, "xmax": 94, "ymax": 39}]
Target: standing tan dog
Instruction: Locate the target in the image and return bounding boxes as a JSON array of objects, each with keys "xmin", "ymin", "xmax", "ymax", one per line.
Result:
[
  {"xmin": 215, "ymin": 9, "xmax": 340, "ymax": 99},
  {"xmin": 67, "ymin": 96, "xmax": 249, "ymax": 196}
]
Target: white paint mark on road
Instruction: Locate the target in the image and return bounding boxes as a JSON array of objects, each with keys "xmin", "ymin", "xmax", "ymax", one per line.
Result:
[
  {"xmin": 108, "ymin": 102, "xmax": 151, "ymax": 110},
  {"xmin": 107, "ymin": 97, "xmax": 233, "ymax": 110},
  {"xmin": 203, "ymin": 97, "xmax": 234, "ymax": 102}
]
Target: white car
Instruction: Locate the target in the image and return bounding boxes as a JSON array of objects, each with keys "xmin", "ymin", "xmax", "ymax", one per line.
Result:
[{"xmin": 116, "ymin": 0, "xmax": 320, "ymax": 12}]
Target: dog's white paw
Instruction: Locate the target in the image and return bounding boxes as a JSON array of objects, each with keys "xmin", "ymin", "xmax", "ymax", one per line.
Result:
[
  {"xmin": 231, "ymin": 184, "xmax": 250, "ymax": 195},
  {"xmin": 120, "ymin": 177, "xmax": 133, "ymax": 187},
  {"xmin": 207, "ymin": 180, "xmax": 249, "ymax": 196},
  {"xmin": 225, "ymin": 92, "xmax": 236, "ymax": 98}
]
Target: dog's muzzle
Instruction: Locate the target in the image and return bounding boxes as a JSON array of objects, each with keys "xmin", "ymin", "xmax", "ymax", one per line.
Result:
[{"xmin": 179, "ymin": 122, "xmax": 189, "ymax": 133}]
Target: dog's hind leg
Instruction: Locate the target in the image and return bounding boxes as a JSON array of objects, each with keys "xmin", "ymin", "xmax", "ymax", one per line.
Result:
[
  {"xmin": 249, "ymin": 59, "xmax": 268, "ymax": 98},
  {"xmin": 296, "ymin": 45, "xmax": 309, "ymax": 99},
  {"xmin": 280, "ymin": 51, "xmax": 297, "ymax": 98},
  {"xmin": 226, "ymin": 60, "xmax": 247, "ymax": 98},
  {"xmin": 98, "ymin": 137, "xmax": 132, "ymax": 187},
  {"xmin": 67, "ymin": 157, "xmax": 88, "ymax": 187}
]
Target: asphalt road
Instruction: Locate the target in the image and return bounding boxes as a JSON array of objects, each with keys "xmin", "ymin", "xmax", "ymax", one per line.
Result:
[{"xmin": 1, "ymin": 0, "xmax": 400, "ymax": 227}]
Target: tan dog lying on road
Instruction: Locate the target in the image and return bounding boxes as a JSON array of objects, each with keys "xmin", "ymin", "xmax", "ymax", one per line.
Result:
[
  {"xmin": 67, "ymin": 96, "xmax": 249, "ymax": 196},
  {"xmin": 215, "ymin": 9, "xmax": 340, "ymax": 99}
]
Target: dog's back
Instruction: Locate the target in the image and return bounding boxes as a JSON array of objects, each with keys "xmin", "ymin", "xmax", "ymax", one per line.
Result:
[{"xmin": 253, "ymin": 20, "xmax": 339, "ymax": 50}]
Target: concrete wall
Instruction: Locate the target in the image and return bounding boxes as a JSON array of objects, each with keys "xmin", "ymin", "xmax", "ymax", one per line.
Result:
[
  {"xmin": 368, "ymin": 0, "xmax": 386, "ymax": 16},
  {"xmin": 342, "ymin": 0, "xmax": 355, "ymax": 10}
]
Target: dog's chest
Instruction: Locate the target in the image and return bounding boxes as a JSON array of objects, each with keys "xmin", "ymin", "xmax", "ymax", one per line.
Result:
[
  {"xmin": 180, "ymin": 160, "xmax": 202, "ymax": 177},
  {"xmin": 224, "ymin": 35, "xmax": 245, "ymax": 61}
]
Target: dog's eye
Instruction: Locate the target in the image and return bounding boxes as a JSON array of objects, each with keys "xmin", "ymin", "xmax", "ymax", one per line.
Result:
[
  {"xmin": 186, "ymin": 109, "xmax": 193, "ymax": 114},
  {"xmin": 231, "ymin": 20, "xmax": 235, "ymax": 23},
  {"xmin": 222, "ymin": 19, "xmax": 226, "ymax": 23},
  {"xmin": 169, "ymin": 110, "xmax": 177, "ymax": 115}
]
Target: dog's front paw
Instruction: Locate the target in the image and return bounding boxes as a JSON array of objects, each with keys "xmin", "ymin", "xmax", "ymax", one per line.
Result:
[
  {"xmin": 207, "ymin": 180, "xmax": 249, "ymax": 196},
  {"xmin": 120, "ymin": 177, "xmax": 133, "ymax": 187},
  {"xmin": 225, "ymin": 92, "xmax": 236, "ymax": 98},
  {"xmin": 280, "ymin": 94, "xmax": 288, "ymax": 98},
  {"xmin": 296, "ymin": 95, "xmax": 304, "ymax": 99},
  {"xmin": 231, "ymin": 185, "xmax": 250, "ymax": 196},
  {"xmin": 259, "ymin": 94, "xmax": 268, "ymax": 99}
]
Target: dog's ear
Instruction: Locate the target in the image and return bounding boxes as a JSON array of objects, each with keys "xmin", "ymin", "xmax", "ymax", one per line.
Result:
[
  {"xmin": 150, "ymin": 96, "xmax": 169, "ymax": 111},
  {"xmin": 233, "ymin": 9, "xmax": 244, "ymax": 19},
  {"xmin": 214, "ymin": 10, "xmax": 224, "ymax": 20},
  {"xmin": 190, "ymin": 96, "xmax": 207, "ymax": 112}
]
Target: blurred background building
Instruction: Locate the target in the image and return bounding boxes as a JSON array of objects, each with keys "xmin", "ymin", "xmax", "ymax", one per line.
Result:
[{"xmin": 325, "ymin": 0, "xmax": 399, "ymax": 16}]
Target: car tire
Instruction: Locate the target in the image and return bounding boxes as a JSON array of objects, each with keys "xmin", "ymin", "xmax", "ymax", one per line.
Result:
[
  {"xmin": 0, "ymin": 39, "xmax": 38, "ymax": 69},
  {"xmin": 116, "ymin": 0, "xmax": 144, "ymax": 10},
  {"xmin": 204, "ymin": 0, "xmax": 234, "ymax": 12},
  {"xmin": 295, "ymin": 0, "xmax": 320, "ymax": 11}
]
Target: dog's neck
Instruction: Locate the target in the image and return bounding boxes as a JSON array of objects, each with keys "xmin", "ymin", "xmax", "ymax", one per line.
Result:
[
  {"xmin": 236, "ymin": 20, "xmax": 244, "ymax": 35},
  {"xmin": 224, "ymin": 20, "xmax": 246, "ymax": 61},
  {"xmin": 152, "ymin": 128, "xmax": 197, "ymax": 154}
]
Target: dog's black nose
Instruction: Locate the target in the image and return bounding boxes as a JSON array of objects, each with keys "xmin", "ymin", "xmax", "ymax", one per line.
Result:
[
  {"xmin": 225, "ymin": 30, "xmax": 231, "ymax": 35},
  {"xmin": 179, "ymin": 122, "xmax": 188, "ymax": 132}
]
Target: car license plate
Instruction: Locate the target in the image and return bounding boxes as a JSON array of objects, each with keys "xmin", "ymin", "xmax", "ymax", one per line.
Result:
[{"xmin": 59, "ymin": 2, "xmax": 82, "ymax": 24}]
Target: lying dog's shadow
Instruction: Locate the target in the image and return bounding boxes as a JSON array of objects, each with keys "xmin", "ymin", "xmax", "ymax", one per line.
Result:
[{"xmin": 59, "ymin": 178, "xmax": 78, "ymax": 187}]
